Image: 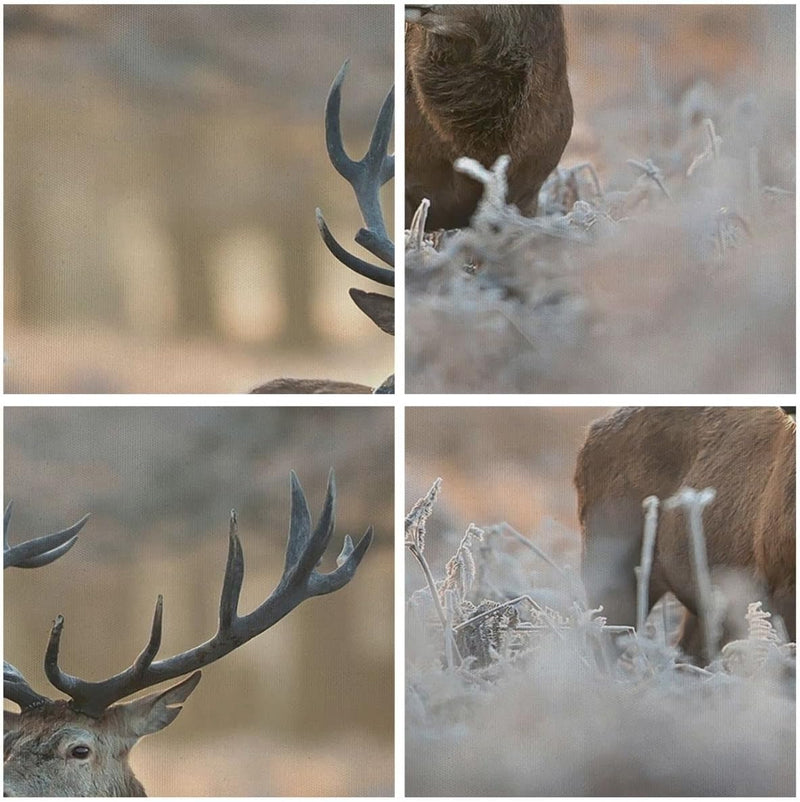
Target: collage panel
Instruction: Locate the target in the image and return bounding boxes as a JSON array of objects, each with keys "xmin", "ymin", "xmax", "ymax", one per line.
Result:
[
  {"xmin": 406, "ymin": 406, "xmax": 794, "ymax": 796},
  {"xmin": 406, "ymin": 5, "xmax": 795, "ymax": 393},
  {"xmin": 2, "ymin": 1, "xmax": 798, "ymax": 800},
  {"xmin": 4, "ymin": 406, "xmax": 393, "ymax": 796},
  {"xmin": 4, "ymin": 4, "xmax": 393, "ymax": 394}
]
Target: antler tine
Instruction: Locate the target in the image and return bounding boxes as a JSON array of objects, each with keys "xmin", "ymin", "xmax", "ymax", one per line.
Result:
[
  {"xmin": 4, "ymin": 661, "xmax": 51, "ymax": 711},
  {"xmin": 219, "ymin": 510, "xmax": 244, "ymax": 629},
  {"xmin": 4, "ymin": 502, "xmax": 90, "ymax": 569},
  {"xmin": 281, "ymin": 469, "xmax": 335, "ymax": 585},
  {"xmin": 316, "ymin": 59, "xmax": 395, "ymax": 284},
  {"xmin": 44, "ymin": 598, "xmax": 166, "ymax": 718},
  {"xmin": 4, "ymin": 505, "xmax": 89, "ymax": 712},
  {"xmin": 325, "ymin": 60, "xmax": 393, "ymax": 241},
  {"xmin": 42, "ymin": 470, "xmax": 373, "ymax": 717},
  {"xmin": 316, "ymin": 210, "xmax": 394, "ymax": 285}
]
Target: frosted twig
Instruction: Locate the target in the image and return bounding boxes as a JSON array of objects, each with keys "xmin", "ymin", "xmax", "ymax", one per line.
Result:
[
  {"xmin": 489, "ymin": 522, "xmax": 565, "ymax": 576},
  {"xmin": 455, "ymin": 154, "xmax": 512, "ymax": 220},
  {"xmin": 687, "ymin": 118, "xmax": 723, "ymax": 177},
  {"xmin": 488, "ymin": 307, "xmax": 539, "ymax": 350},
  {"xmin": 443, "ymin": 588, "xmax": 462, "ymax": 668},
  {"xmin": 627, "ymin": 158, "xmax": 671, "ymax": 199},
  {"xmin": 406, "ymin": 197, "xmax": 430, "ymax": 251},
  {"xmin": 405, "ymin": 479, "xmax": 448, "ymax": 631},
  {"xmin": 635, "ymin": 496, "xmax": 660, "ymax": 635},
  {"xmin": 746, "ymin": 601, "xmax": 779, "ymax": 644},
  {"xmin": 664, "ymin": 487, "xmax": 720, "ymax": 661},
  {"xmin": 405, "ymin": 477, "xmax": 442, "ymax": 552},
  {"xmin": 441, "ymin": 523, "xmax": 484, "ymax": 602}
]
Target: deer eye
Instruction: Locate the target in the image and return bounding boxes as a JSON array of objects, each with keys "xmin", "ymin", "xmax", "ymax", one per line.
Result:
[{"xmin": 70, "ymin": 745, "xmax": 91, "ymax": 760}]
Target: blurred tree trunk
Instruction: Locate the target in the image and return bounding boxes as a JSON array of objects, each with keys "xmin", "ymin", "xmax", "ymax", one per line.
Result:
[
  {"xmin": 276, "ymin": 230, "xmax": 321, "ymax": 348},
  {"xmin": 170, "ymin": 210, "xmax": 217, "ymax": 335}
]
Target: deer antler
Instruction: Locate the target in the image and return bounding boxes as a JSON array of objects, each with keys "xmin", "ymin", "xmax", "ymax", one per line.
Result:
[
  {"xmin": 316, "ymin": 60, "xmax": 395, "ymax": 287},
  {"xmin": 252, "ymin": 62, "xmax": 394, "ymax": 393},
  {"xmin": 37, "ymin": 470, "xmax": 372, "ymax": 717},
  {"xmin": 4, "ymin": 503, "xmax": 91, "ymax": 709},
  {"xmin": 3, "ymin": 501, "xmax": 90, "ymax": 569}
]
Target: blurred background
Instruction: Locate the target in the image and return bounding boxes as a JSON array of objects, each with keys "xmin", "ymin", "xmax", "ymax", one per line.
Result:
[
  {"xmin": 563, "ymin": 5, "xmax": 794, "ymax": 183},
  {"xmin": 406, "ymin": 407, "xmax": 612, "ymax": 593},
  {"xmin": 4, "ymin": 5, "xmax": 394, "ymax": 392},
  {"xmin": 5, "ymin": 407, "xmax": 393, "ymax": 795}
]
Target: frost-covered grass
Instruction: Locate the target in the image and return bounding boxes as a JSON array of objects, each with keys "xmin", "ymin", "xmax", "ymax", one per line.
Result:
[
  {"xmin": 406, "ymin": 6, "xmax": 795, "ymax": 393},
  {"xmin": 405, "ymin": 479, "xmax": 796, "ymax": 796}
]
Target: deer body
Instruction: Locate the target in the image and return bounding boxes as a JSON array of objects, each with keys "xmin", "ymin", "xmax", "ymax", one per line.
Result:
[
  {"xmin": 575, "ymin": 407, "xmax": 795, "ymax": 660},
  {"xmin": 405, "ymin": 4, "xmax": 573, "ymax": 229}
]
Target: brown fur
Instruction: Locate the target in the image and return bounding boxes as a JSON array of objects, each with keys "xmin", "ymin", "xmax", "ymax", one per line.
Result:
[
  {"xmin": 4, "ymin": 674, "xmax": 199, "ymax": 796},
  {"xmin": 4, "ymin": 704, "xmax": 145, "ymax": 797},
  {"xmin": 405, "ymin": 4, "xmax": 573, "ymax": 230},
  {"xmin": 574, "ymin": 407, "xmax": 795, "ymax": 661},
  {"xmin": 250, "ymin": 377, "xmax": 373, "ymax": 393}
]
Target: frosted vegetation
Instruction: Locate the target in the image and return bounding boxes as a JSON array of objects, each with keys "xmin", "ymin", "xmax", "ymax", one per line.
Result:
[
  {"xmin": 406, "ymin": 6, "xmax": 794, "ymax": 393},
  {"xmin": 405, "ymin": 479, "xmax": 795, "ymax": 796}
]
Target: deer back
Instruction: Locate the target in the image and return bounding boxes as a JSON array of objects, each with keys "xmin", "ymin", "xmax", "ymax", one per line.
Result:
[{"xmin": 575, "ymin": 407, "xmax": 796, "ymax": 656}]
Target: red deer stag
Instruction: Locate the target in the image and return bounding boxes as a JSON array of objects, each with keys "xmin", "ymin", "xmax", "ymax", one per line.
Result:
[
  {"xmin": 253, "ymin": 62, "xmax": 394, "ymax": 394},
  {"xmin": 405, "ymin": 5, "xmax": 573, "ymax": 230},
  {"xmin": 4, "ymin": 471, "xmax": 372, "ymax": 796},
  {"xmin": 575, "ymin": 407, "xmax": 795, "ymax": 663}
]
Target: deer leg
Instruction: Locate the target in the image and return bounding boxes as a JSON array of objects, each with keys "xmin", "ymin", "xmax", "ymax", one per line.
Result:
[{"xmin": 582, "ymin": 496, "xmax": 642, "ymax": 627}]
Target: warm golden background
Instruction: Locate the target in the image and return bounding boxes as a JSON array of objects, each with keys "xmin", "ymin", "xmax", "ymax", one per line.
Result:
[
  {"xmin": 5, "ymin": 407, "xmax": 393, "ymax": 795},
  {"xmin": 406, "ymin": 407, "xmax": 613, "ymax": 591},
  {"xmin": 5, "ymin": 5, "xmax": 394, "ymax": 392}
]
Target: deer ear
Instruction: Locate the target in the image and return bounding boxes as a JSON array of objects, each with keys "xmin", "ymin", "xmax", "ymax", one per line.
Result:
[
  {"xmin": 4, "ymin": 710, "xmax": 22, "ymax": 737},
  {"xmin": 120, "ymin": 671, "xmax": 202, "ymax": 738},
  {"xmin": 348, "ymin": 289, "xmax": 395, "ymax": 335}
]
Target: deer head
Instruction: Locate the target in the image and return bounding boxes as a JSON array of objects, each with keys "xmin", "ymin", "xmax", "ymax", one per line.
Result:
[
  {"xmin": 4, "ymin": 471, "xmax": 372, "ymax": 796},
  {"xmin": 575, "ymin": 407, "xmax": 795, "ymax": 663},
  {"xmin": 253, "ymin": 61, "xmax": 394, "ymax": 394}
]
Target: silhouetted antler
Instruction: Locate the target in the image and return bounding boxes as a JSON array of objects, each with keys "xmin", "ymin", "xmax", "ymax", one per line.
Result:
[{"xmin": 40, "ymin": 470, "xmax": 372, "ymax": 717}]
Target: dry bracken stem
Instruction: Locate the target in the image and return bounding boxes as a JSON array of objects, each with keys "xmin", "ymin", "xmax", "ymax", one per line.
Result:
[
  {"xmin": 407, "ymin": 544, "xmax": 448, "ymax": 632},
  {"xmin": 442, "ymin": 588, "xmax": 461, "ymax": 669},
  {"xmin": 747, "ymin": 146, "xmax": 761, "ymax": 216},
  {"xmin": 636, "ymin": 496, "xmax": 660, "ymax": 634},
  {"xmin": 405, "ymin": 478, "xmax": 448, "ymax": 631},
  {"xmin": 626, "ymin": 158, "xmax": 671, "ymax": 199},
  {"xmin": 687, "ymin": 118, "xmax": 723, "ymax": 176},
  {"xmin": 404, "ymin": 477, "xmax": 442, "ymax": 553},
  {"xmin": 666, "ymin": 487, "xmax": 719, "ymax": 661},
  {"xmin": 495, "ymin": 522, "xmax": 565, "ymax": 576},
  {"xmin": 706, "ymin": 118, "xmax": 721, "ymax": 160},
  {"xmin": 406, "ymin": 198, "xmax": 430, "ymax": 251}
]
